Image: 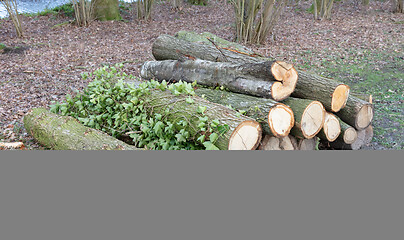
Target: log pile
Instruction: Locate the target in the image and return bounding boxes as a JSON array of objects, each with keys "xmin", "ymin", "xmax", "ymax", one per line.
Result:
[
  {"xmin": 22, "ymin": 31, "xmax": 374, "ymax": 150},
  {"xmin": 138, "ymin": 31, "xmax": 375, "ymax": 150}
]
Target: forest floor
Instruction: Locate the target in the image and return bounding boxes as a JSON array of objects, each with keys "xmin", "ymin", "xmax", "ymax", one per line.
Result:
[{"xmin": 0, "ymin": 0, "xmax": 403, "ymax": 150}]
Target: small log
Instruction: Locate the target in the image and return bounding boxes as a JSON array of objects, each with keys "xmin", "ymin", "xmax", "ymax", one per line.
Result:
[
  {"xmin": 140, "ymin": 59, "xmax": 297, "ymax": 101},
  {"xmin": 23, "ymin": 108, "xmax": 140, "ymax": 150},
  {"xmin": 336, "ymin": 95, "xmax": 374, "ymax": 130},
  {"xmin": 0, "ymin": 142, "xmax": 26, "ymax": 150},
  {"xmin": 158, "ymin": 32, "xmax": 350, "ymax": 113},
  {"xmin": 258, "ymin": 135, "xmax": 281, "ymax": 150},
  {"xmin": 317, "ymin": 112, "xmax": 341, "ymax": 142},
  {"xmin": 298, "ymin": 137, "xmax": 318, "ymax": 150},
  {"xmin": 194, "ymin": 87, "xmax": 295, "ymax": 137},
  {"xmin": 329, "ymin": 127, "xmax": 366, "ymax": 150},
  {"xmin": 336, "ymin": 117, "xmax": 358, "ymax": 145},
  {"xmin": 281, "ymin": 98, "xmax": 326, "ymax": 139},
  {"xmin": 292, "ymin": 71, "xmax": 350, "ymax": 112},
  {"xmin": 279, "ymin": 136, "xmax": 297, "ymax": 150}
]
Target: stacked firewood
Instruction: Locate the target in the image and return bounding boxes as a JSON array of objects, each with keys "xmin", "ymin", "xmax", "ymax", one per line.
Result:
[{"xmin": 139, "ymin": 31, "xmax": 374, "ymax": 150}]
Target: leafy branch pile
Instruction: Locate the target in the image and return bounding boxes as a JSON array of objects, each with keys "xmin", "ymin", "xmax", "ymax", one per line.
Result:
[{"xmin": 48, "ymin": 64, "xmax": 229, "ymax": 150}]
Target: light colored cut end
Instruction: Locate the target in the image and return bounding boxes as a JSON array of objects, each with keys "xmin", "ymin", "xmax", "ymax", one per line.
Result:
[
  {"xmin": 280, "ymin": 136, "xmax": 296, "ymax": 150},
  {"xmin": 271, "ymin": 62, "xmax": 298, "ymax": 101},
  {"xmin": 301, "ymin": 101, "xmax": 325, "ymax": 138},
  {"xmin": 331, "ymin": 84, "xmax": 350, "ymax": 112},
  {"xmin": 343, "ymin": 127, "xmax": 358, "ymax": 145},
  {"xmin": 267, "ymin": 103, "xmax": 295, "ymax": 137},
  {"xmin": 323, "ymin": 113, "xmax": 341, "ymax": 142},
  {"xmin": 271, "ymin": 61, "xmax": 294, "ymax": 80},
  {"xmin": 356, "ymin": 104, "xmax": 373, "ymax": 130},
  {"xmin": 351, "ymin": 128, "xmax": 366, "ymax": 150},
  {"xmin": 258, "ymin": 135, "xmax": 281, "ymax": 150},
  {"xmin": 363, "ymin": 125, "xmax": 374, "ymax": 145},
  {"xmin": 0, "ymin": 142, "xmax": 26, "ymax": 150},
  {"xmin": 228, "ymin": 120, "xmax": 262, "ymax": 150},
  {"xmin": 298, "ymin": 137, "xmax": 318, "ymax": 150}
]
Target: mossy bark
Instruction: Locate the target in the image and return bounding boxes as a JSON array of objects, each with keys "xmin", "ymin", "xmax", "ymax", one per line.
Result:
[
  {"xmin": 24, "ymin": 108, "xmax": 139, "ymax": 150},
  {"xmin": 93, "ymin": 0, "xmax": 121, "ymax": 21}
]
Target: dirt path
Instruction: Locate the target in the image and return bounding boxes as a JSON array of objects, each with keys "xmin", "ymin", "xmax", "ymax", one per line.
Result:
[{"xmin": 1, "ymin": 1, "xmax": 403, "ymax": 149}]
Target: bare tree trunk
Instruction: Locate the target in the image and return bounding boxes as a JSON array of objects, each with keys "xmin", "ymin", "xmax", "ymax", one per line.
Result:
[
  {"xmin": 1, "ymin": 0, "xmax": 23, "ymax": 37},
  {"xmin": 93, "ymin": 0, "xmax": 121, "ymax": 21},
  {"xmin": 392, "ymin": 0, "xmax": 404, "ymax": 13}
]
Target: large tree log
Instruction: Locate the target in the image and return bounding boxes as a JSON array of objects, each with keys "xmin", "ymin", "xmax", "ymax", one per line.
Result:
[
  {"xmin": 123, "ymin": 82, "xmax": 263, "ymax": 150},
  {"xmin": 140, "ymin": 59, "xmax": 297, "ymax": 101},
  {"xmin": 281, "ymin": 97, "xmax": 326, "ymax": 139},
  {"xmin": 317, "ymin": 112, "xmax": 341, "ymax": 142},
  {"xmin": 152, "ymin": 34, "xmax": 266, "ymax": 65},
  {"xmin": 23, "ymin": 108, "xmax": 140, "ymax": 150},
  {"xmin": 335, "ymin": 95, "xmax": 374, "ymax": 130},
  {"xmin": 152, "ymin": 33, "xmax": 350, "ymax": 113},
  {"xmin": 193, "ymin": 87, "xmax": 294, "ymax": 137}
]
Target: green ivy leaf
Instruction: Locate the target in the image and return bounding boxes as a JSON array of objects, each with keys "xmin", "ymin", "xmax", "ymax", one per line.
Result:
[
  {"xmin": 209, "ymin": 133, "xmax": 219, "ymax": 143},
  {"xmin": 197, "ymin": 106, "xmax": 207, "ymax": 114},
  {"xmin": 203, "ymin": 141, "xmax": 220, "ymax": 150},
  {"xmin": 186, "ymin": 97, "xmax": 194, "ymax": 104}
]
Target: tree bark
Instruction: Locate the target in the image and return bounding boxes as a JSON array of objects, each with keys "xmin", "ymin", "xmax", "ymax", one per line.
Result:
[
  {"xmin": 335, "ymin": 95, "xmax": 373, "ymax": 130},
  {"xmin": 193, "ymin": 87, "xmax": 295, "ymax": 137},
  {"xmin": 175, "ymin": 31, "xmax": 259, "ymax": 56},
  {"xmin": 23, "ymin": 108, "xmax": 140, "ymax": 150},
  {"xmin": 281, "ymin": 97, "xmax": 325, "ymax": 139},
  {"xmin": 140, "ymin": 59, "xmax": 296, "ymax": 101},
  {"xmin": 156, "ymin": 32, "xmax": 351, "ymax": 113},
  {"xmin": 92, "ymin": 0, "xmax": 121, "ymax": 21}
]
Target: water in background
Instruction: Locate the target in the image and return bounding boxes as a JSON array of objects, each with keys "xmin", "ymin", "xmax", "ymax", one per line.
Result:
[{"xmin": 0, "ymin": 0, "xmax": 133, "ymax": 18}]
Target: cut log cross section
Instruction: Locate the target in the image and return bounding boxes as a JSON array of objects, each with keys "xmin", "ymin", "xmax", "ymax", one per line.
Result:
[
  {"xmin": 229, "ymin": 120, "xmax": 262, "ymax": 150},
  {"xmin": 282, "ymin": 98, "xmax": 326, "ymax": 139},
  {"xmin": 317, "ymin": 112, "xmax": 341, "ymax": 142}
]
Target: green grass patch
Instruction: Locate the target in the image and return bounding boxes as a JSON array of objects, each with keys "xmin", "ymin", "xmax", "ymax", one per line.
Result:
[{"xmin": 302, "ymin": 50, "xmax": 404, "ymax": 149}]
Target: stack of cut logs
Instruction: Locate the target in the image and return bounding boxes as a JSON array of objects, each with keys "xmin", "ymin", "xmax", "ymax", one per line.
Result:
[{"xmin": 139, "ymin": 31, "xmax": 374, "ymax": 150}]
